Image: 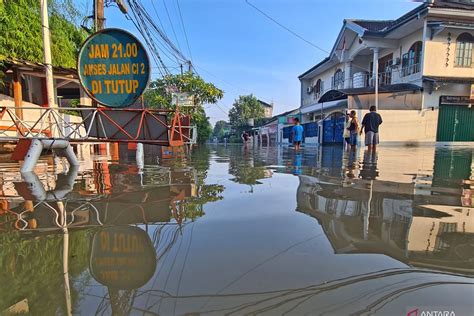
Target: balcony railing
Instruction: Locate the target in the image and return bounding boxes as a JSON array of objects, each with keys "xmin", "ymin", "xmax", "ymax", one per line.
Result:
[
  {"xmin": 302, "ymin": 64, "xmax": 422, "ymax": 105},
  {"xmin": 401, "ymin": 63, "xmax": 421, "ymax": 77}
]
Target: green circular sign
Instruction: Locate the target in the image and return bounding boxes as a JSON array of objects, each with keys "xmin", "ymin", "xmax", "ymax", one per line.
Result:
[
  {"xmin": 78, "ymin": 28, "xmax": 150, "ymax": 108},
  {"xmin": 90, "ymin": 226, "xmax": 156, "ymax": 290}
]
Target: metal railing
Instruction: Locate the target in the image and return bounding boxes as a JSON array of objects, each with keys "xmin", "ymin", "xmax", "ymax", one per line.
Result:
[
  {"xmin": 0, "ymin": 106, "xmax": 197, "ymax": 145},
  {"xmin": 400, "ymin": 63, "xmax": 421, "ymax": 77},
  {"xmin": 302, "ymin": 63, "xmax": 422, "ymax": 106}
]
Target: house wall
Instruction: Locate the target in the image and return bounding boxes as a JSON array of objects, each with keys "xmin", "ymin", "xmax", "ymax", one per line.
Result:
[
  {"xmin": 423, "ymin": 82, "xmax": 471, "ymax": 109},
  {"xmin": 264, "ymin": 106, "xmax": 273, "ymax": 118},
  {"xmin": 423, "ymin": 27, "xmax": 474, "ymax": 78},
  {"xmin": 301, "ymin": 65, "xmax": 339, "ymax": 107},
  {"xmin": 363, "ymin": 108, "xmax": 438, "ymax": 144}
]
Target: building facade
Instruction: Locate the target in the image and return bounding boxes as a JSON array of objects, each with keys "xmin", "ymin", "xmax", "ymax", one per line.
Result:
[
  {"xmin": 299, "ymin": 0, "xmax": 474, "ymax": 145},
  {"xmin": 258, "ymin": 100, "xmax": 274, "ymax": 118}
]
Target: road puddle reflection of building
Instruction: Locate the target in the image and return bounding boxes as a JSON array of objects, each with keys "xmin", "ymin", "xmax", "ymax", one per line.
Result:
[
  {"xmin": 297, "ymin": 148, "xmax": 474, "ymax": 274},
  {"xmin": 0, "ymin": 145, "xmax": 472, "ymax": 315}
]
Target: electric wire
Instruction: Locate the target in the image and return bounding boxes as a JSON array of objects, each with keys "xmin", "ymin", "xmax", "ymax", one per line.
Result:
[
  {"xmin": 244, "ymin": 0, "xmax": 373, "ymax": 76},
  {"xmin": 244, "ymin": 0, "xmax": 329, "ymax": 55},
  {"xmin": 126, "ymin": 0, "xmax": 192, "ymax": 77},
  {"xmin": 176, "ymin": 0, "xmax": 194, "ymax": 62},
  {"xmin": 149, "ymin": 0, "xmax": 168, "ymax": 37},
  {"xmin": 126, "ymin": 6, "xmax": 169, "ymax": 76},
  {"xmin": 133, "ymin": 0, "xmax": 190, "ymax": 63},
  {"xmin": 161, "ymin": 0, "xmax": 183, "ymax": 52}
]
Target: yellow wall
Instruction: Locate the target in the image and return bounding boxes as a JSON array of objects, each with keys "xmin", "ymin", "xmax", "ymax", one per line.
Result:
[
  {"xmin": 424, "ymin": 28, "xmax": 474, "ymax": 78},
  {"xmin": 408, "ymin": 206, "xmax": 474, "ymax": 252},
  {"xmin": 356, "ymin": 108, "xmax": 439, "ymax": 144}
]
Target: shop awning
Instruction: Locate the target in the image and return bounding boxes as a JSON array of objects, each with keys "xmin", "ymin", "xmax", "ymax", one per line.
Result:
[{"xmin": 318, "ymin": 83, "xmax": 422, "ymax": 103}]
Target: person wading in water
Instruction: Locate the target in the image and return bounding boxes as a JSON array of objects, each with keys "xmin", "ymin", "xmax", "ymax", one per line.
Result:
[
  {"xmin": 292, "ymin": 118, "xmax": 304, "ymax": 151},
  {"xmin": 360, "ymin": 106, "xmax": 383, "ymax": 153}
]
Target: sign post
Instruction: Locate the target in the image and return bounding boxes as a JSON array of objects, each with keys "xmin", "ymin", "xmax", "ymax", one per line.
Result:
[{"xmin": 78, "ymin": 28, "xmax": 150, "ymax": 108}]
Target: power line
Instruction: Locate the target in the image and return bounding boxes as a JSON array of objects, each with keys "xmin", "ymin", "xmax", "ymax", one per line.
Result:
[
  {"xmin": 176, "ymin": 0, "xmax": 193, "ymax": 62},
  {"xmin": 215, "ymin": 103, "xmax": 229, "ymax": 116},
  {"xmin": 194, "ymin": 64, "xmax": 277, "ymax": 107},
  {"xmin": 244, "ymin": 0, "xmax": 329, "ymax": 55},
  {"xmin": 149, "ymin": 0, "xmax": 167, "ymax": 36},
  {"xmin": 134, "ymin": 0, "xmax": 189, "ymax": 62},
  {"xmin": 161, "ymin": 0, "xmax": 183, "ymax": 52},
  {"xmin": 244, "ymin": 0, "xmax": 375, "ymax": 76},
  {"xmin": 126, "ymin": 0, "xmax": 193, "ymax": 78},
  {"xmin": 125, "ymin": 5, "xmax": 169, "ymax": 76}
]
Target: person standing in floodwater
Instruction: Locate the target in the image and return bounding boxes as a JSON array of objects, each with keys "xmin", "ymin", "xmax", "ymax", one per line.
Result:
[
  {"xmin": 347, "ymin": 110, "xmax": 359, "ymax": 152},
  {"xmin": 360, "ymin": 105, "xmax": 383, "ymax": 153},
  {"xmin": 292, "ymin": 118, "xmax": 304, "ymax": 151},
  {"xmin": 241, "ymin": 131, "xmax": 250, "ymax": 144},
  {"xmin": 343, "ymin": 112, "xmax": 351, "ymax": 151}
]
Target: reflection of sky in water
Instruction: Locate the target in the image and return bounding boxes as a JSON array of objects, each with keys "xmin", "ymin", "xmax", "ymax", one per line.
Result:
[{"xmin": 0, "ymin": 145, "xmax": 472, "ymax": 315}]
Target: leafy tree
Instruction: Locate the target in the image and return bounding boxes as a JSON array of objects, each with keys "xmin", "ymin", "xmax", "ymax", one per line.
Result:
[
  {"xmin": 0, "ymin": 0, "xmax": 87, "ymax": 68},
  {"xmin": 143, "ymin": 72, "xmax": 223, "ymax": 143},
  {"xmin": 159, "ymin": 146, "xmax": 225, "ymax": 220},
  {"xmin": 213, "ymin": 120, "xmax": 230, "ymax": 141},
  {"xmin": 194, "ymin": 110, "xmax": 213, "ymax": 143},
  {"xmin": 228, "ymin": 94, "xmax": 265, "ymax": 129}
]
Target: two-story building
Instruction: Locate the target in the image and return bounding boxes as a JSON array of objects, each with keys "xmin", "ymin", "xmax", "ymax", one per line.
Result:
[{"xmin": 298, "ymin": 0, "xmax": 474, "ymax": 145}]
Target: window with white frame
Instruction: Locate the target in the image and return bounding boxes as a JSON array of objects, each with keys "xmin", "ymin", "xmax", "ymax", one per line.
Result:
[{"xmin": 455, "ymin": 32, "xmax": 473, "ymax": 67}]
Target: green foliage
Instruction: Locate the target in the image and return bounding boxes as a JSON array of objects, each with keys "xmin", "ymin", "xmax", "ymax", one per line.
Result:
[
  {"xmin": 213, "ymin": 120, "xmax": 230, "ymax": 141},
  {"xmin": 228, "ymin": 94, "xmax": 265, "ymax": 129},
  {"xmin": 144, "ymin": 72, "xmax": 224, "ymax": 143},
  {"xmin": 164, "ymin": 146, "xmax": 224, "ymax": 220},
  {"xmin": 0, "ymin": 0, "xmax": 86, "ymax": 68},
  {"xmin": 194, "ymin": 111, "xmax": 213, "ymax": 143},
  {"xmin": 0, "ymin": 229, "xmax": 94, "ymax": 314},
  {"xmin": 229, "ymin": 154, "xmax": 267, "ymax": 187},
  {"xmin": 144, "ymin": 72, "xmax": 224, "ymax": 108}
]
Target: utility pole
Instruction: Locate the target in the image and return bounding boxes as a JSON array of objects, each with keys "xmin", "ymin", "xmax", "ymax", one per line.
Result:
[
  {"xmin": 40, "ymin": 0, "xmax": 55, "ymax": 109},
  {"xmin": 187, "ymin": 61, "xmax": 192, "ymax": 73},
  {"xmin": 92, "ymin": 0, "xmax": 105, "ymax": 113},
  {"xmin": 94, "ymin": 0, "xmax": 105, "ymax": 31}
]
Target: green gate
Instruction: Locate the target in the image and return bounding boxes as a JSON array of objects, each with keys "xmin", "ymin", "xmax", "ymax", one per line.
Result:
[{"xmin": 436, "ymin": 103, "xmax": 474, "ymax": 142}]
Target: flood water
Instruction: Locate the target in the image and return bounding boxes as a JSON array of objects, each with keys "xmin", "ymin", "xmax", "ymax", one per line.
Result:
[{"xmin": 0, "ymin": 144, "xmax": 473, "ymax": 315}]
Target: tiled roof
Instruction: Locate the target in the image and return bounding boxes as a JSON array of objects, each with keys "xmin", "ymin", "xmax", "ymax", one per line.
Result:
[
  {"xmin": 351, "ymin": 20, "xmax": 393, "ymax": 32},
  {"xmin": 432, "ymin": 0, "xmax": 474, "ymax": 10}
]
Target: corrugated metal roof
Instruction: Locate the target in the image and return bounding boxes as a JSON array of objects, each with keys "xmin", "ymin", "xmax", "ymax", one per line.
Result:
[{"xmin": 3, "ymin": 58, "xmax": 77, "ymax": 77}]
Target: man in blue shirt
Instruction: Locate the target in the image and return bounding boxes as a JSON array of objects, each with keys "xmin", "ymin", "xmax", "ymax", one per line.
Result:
[{"xmin": 292, "ymin": 118, "xmax": 304, "ymax": 151}]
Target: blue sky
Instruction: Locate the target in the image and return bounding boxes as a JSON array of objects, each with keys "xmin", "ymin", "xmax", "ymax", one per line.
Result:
[{"xmin": 93, "ymin": 0, "xmax": 419, "ymax": 125}]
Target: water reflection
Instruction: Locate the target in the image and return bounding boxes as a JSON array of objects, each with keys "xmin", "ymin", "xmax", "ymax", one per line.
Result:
[{"xmin": 0, "ymin": 145, "xmax": 472, "ymax": 314}]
